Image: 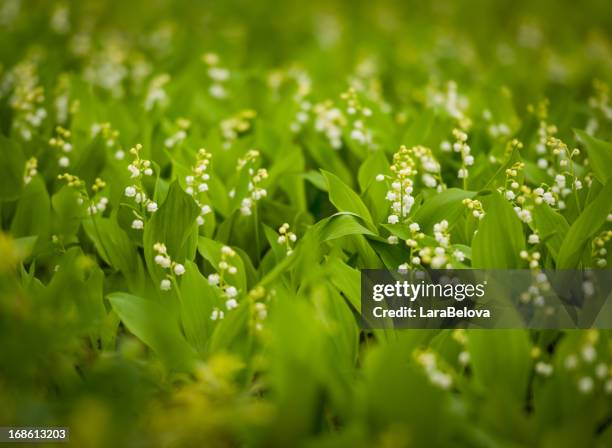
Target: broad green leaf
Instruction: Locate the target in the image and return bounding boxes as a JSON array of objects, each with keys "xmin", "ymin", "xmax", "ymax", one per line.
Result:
[
  {"xmin": 575, "ymin": 129, "xmax": 612, "ymax": 184},
  {"xmin": 303, "ymin": 170, "xmax": 328, "ymax": 191},
  {"xmin": 468, "ymin": 330, "xmax": 531, "ymax": 401},
  {"xmin": 10, "ymin": 176, "xmax": 50, "ymax": 238},
  {"xmin": 532, "ymin": 203, "xmax": 570, "ymax": 260},
  {"xmin": 208, "ymin": 301, "xmax": 250, "ymax": 353},
  {"xmin": 557, "ymin": 180, "xmax": 612, "ymax": 268},
  {"xmin": 357, "ymin": 149, "xmax": 388, "ymax": 193},
  {"xmin": 0, "ymin": 135, "xmax": 25, "ymax": 201},
  {"xmin": 321, "ymin": 170, "xmax": 374, "ymax": 229},
  {"xmin": 317, "ymin": 213, "xmax": 375, "ymax": 242},
  {"xmin": 472, "ymin": 192, "xmax": 525, "ymax": 268},
  {"xmin": 359, "ymin": 150, "xmax": 391, "ymax": 223},
  {"xmin": 143, "ymin": 181, "xmax": 200, "ymax": 284},
  {"xmin": 198, "ymin": 236, "xmax": 247, "ymax": 292},
  {"xmin": 83, "ymin": 214, "xmax": 145, "ymax": 292},
  {"xmin": 179, "ymin": 260, "xmax": 219, "ymax": 354},
  {"xmin": 324, "ymin": 256, "xmax": 361, "ymax": 312},
  {"xmin": 107, "ymin": 292, "xmax": 196, "ymax": 371},
  {"xmin": 413, "ymin": 188, "xmax": 476, "ymax": 232}
]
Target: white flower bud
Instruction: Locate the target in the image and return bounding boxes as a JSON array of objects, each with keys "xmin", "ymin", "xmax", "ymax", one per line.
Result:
[
  {"xmin": 131, "ymin": 219, "xmax": 144, "ymax": 229},
  {"xmin": 208, "ymin": 273, "xmax": 220, "ymax": 285},
  {"xmin": 124, "ymin": 186, "xmax": 137, "ymax": 197}
]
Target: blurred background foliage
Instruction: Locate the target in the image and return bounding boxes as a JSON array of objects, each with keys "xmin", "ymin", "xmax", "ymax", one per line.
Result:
[{"xmin": 0, "ymin": 0, "xmax": 611, "ymax": 447}]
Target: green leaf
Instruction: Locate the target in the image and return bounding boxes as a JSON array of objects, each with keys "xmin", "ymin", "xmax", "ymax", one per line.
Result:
[
  {"xmin": 143, "ymin": 181, "xmax": 200, "ymax": 283},
  {"xmin": 107, "ymin": 292, "xmax": 196, "ymax": 372},
  {"xmin": 198, "ymin": 237, "xmax": 247, "ymax": 293},
  {"xmin": 303, "ymin": 170, "xmax": 328, "ymax": 191},
  {"xmin": 321, "ymin": 170, "xmax": 374, "ymax": 229},
  {"xmin": 575, "ymin": 129, "xmax": 612, "ymax": 184},
  {"xmin": 83, "ymin": 214, "xmax": 145, "ymax": 292},
  {"xmin": 10, "ymin": 176, "xmax": 50, "ymax": 237},
  {"xmin": 472, "ymin": 192, "xmax": 525, "ymax": 268},
  {"xmin": 179, "ymin": 261, "xmax": 219, "ymax": 354},
  {"xmin": 468, "ymin": 330, "xmax": 531, "ymax": 401},
  {"xmin": 208, "ymin": 301, "xmax": 250, "ymax": 353},
  {"xmin": 557, "ymin": 180, "xmax": 612, "ymax": 268},
  {"xmin": 324, "ymin": 256, "xmax": 361, "ymax": 312},
  {"xmin": 413, "ymin": 188, "xmax": 476, "ymax": 232},
  {"xmin": 532, "ymin": 203, "xmax": 570, "ymax": 260},
  {"xmin": 0, "ymin": 135, "xmax": 25, "ymax": 201},
  {"xmin": 358, "ymin": 149, "xmax": 388, "ymax": 193},
  {"xmin": 317, "ymin": 213, "xmax": 375, "ymax": 242}
]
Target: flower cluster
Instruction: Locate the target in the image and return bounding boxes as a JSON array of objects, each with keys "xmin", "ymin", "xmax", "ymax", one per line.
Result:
[
  {"xmin": 415, "ymin": 349, "xmax": 453, "ymax": 390},
  {"xmin": 561, "ymin": 331, "xmax": 611, "ymax": 395},
  {"xmin": 313, "ymin": 100, "xmax": 346, "ymax": 149},
  {"xmin": 518, "ymin": 248, "xmax": 557, "ymax": 314},
  {"xmin": 123, "ymin": 144, "xmax": 157, "ymax": 229},
  {"xmin": 547, "ymin": 137, "xmax": 585, "ymax": 191},
  {"xmin": 483, "ymin": 108, "xmax": 511, "ymax": 139},
  {"xmin": 208, "ymin": 245, "xmax": 241, "ymax": 319},
  {"xmin": 289, "ymin": 100, "xmax": 312, "ymax": 133},
  {"xmin": 164, "ymin": 117, "xmax": 191, "ymax": 149},
  {"xmin": 81, "ymin": 36, "xmax": 129, "ymax": 98},
  {"xmin": 276, "ymin": 223, "xmax": 297, "ymax": 256},
  {"xmin": 49, "ymin": 126, "xmax": 73, "ymax": 168},
  {"xmin": 57, "ymin": 174, "xmax": 109, "ymax": 216},
  {"xmin": 428, "ymin": 221, "xmax": 465, "ymax": 268},
  {"xmin": 530, "ymin": 99, "xmax": 556, "ymax": 159},
  {"xmin": 518, "ymin": 266, "xmax": 551, "ymax": 309},
  {"xmin": 127, "ymin": 144, "xmax": 154, "ymax": 178},
  {"xmin": 532, "ymin": 346, "xmax": 554, "ymax": 377},
  {"xmin": 283, "ymin": 68, "xmax": 314, "ymax": 132},
  {"xmin": 7, "ymin": 61, "xmax": 47, "ymax": 141},
  {"xmin": 91, "ymin": 122, "xmax": 124, "ymax": 160},
  {"xmin": 592, "ymin": 230, "xmax": 611, "ymax": 267},
  {"xmin": 235, "ymin": 150, "xmax": 268, "ymax": 216},
  {"xmin": 185, "ymin": 148, "xmax": 213, "ymax": 226},
  {"xmin": 220, "ymin": 109, "xmax": 256, "ymax": 149},
  {"xmin": 377, "ymin": 145, "xmax": 417, "ymax": 224},
  {"xmin": 452, "ymin": 329, "xmax": 471, "ymax": 367},
  {"xmin": 397, "ymin": 222, "xmax": 426, "ymax": 271},
  {"xmin": 462, "ymin": 198, "xmax": 485, "ymax": 219},
  {"xmin": 500, "ymin": 161, "xmax": 524, "ymax": 199},
  {"xmin": 586, "ymin": 80, "xmax": 612, "ymax": 135},
  {"xmin": 153, "ymin": 242, "xmax": 185, "ymax": 291},
  {"xmin": 451, "ymin": 128, "xmax": 473, "ymax": 182},
  {"xmin": 144, "ymin": 73, "xmax": 170, "ymax": 111},
  {"xmin": 23, "ymin": 157, "xmax": 38, "ymax": 185},
  {"xmin": 248, "ymin": 285, "xmax": 270, "ymax": 332},
  {"xmin": 202, "ymin": 52, "xmax": 230, "ymax": 99},
  {"xmin": 340, "ymin": 86, "xmax": 374, "ymax": 148},
  {"xmin": 412, "ymin": 146, "xmax": 443, "ymax": 189},
  {"xmin": 53, "ymin": 74, "xmax": 74, "ymax": 125},
  {"xmin": 426, "ymin": 80, "xmax": 470, "ymax": 127}
]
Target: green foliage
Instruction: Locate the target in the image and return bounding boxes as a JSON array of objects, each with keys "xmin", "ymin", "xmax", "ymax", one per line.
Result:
[
  {"xmin": 0, "ymin": 0, "xmax": 611, "ymax": 446},
  {"xmin": 472, "ymin": 192, "xmax": 526, "ymax": 268}
]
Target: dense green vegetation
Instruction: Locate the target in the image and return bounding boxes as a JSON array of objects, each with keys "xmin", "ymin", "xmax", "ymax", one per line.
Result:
[{"xmin": 0, "ymin": 0, "xmax": 611, "ymax": 446}]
